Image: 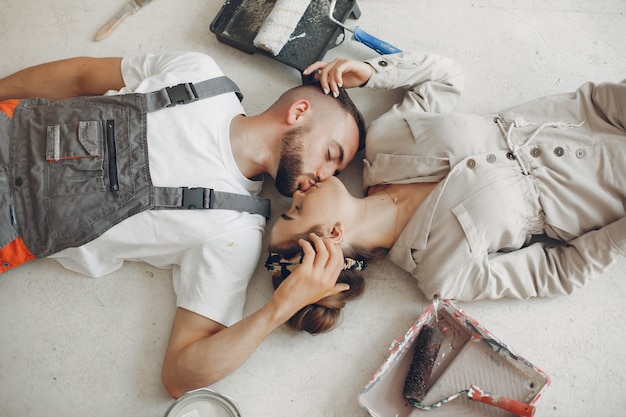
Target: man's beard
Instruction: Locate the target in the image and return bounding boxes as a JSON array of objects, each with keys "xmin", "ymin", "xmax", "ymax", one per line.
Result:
[{"xmin": 275, "ymin": 128, "xmax": 306, "ymax": 196}]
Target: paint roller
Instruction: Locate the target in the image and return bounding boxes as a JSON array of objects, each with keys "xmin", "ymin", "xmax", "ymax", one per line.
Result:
[
  {"xmin": 253, "ymin": 0, "xmax": 311, "ymax": 56},
  {"xmin": 253, "ymin": 0, "xmax": 402, "ymax": 57},
  {"xmin": 403, "ymin": 324, "xmax": 537, "ymax": 417}
]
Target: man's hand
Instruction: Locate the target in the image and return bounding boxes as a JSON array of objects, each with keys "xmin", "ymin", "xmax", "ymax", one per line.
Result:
[
  {"xmin": 270, "ymin": 233, "xmax": 348, "ymax": 319},
  {"xmin": 162, "ymin": 234, "xmax": 348, "ymax": 397},
  {"xmin": 303, "ymin": 58, "xmax": 374, "ymax": 97}
]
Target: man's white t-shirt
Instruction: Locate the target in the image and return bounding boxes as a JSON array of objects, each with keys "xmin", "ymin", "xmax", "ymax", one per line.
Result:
[{"xmin": 49, "ymin": 52, "xmax": 266, "ymax": 327}]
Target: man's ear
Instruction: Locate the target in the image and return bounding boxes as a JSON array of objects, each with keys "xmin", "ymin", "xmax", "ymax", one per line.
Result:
[
  {"xmin": 286, "ymin": 99, "xmax": 310, "ymax": 125},
  {"xmin": 324, "ymin": 222, "xmax": 344, "ymax": 243}
]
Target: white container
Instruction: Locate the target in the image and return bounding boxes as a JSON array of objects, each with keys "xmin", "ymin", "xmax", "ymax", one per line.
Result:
[{"xmin": 164, "ymin": 388, "xmax": 242, "ymax": 417}]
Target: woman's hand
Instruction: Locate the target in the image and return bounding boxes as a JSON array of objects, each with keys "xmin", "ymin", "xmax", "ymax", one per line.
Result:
[{"xmin": 304, "ymin": 58, "xmax": 373, "ymax": 97}]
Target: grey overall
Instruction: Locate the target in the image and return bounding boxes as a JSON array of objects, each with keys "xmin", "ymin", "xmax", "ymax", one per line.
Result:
[{"xmin": 0, "ymin": 77, "xmax": 270, "ymax": 272}]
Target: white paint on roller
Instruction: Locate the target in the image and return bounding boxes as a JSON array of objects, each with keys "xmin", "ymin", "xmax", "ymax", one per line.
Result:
[{"xmin": 253, "ymin": 0, "xmax": 311, "ymax": 56}]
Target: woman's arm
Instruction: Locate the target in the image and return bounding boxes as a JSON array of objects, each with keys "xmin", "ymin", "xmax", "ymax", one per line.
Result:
[
  {"xmin": 0, "ymin": 57, "xmax": 124, "ymax": 100},
  {"xmin": 305, "ymin": 51, "xmax": 464, "ymax": 114},
  {"xmin": 422, "ymin": 217, "xmax": 626, "ymax": 301},
  {"xmin": 364, "ymin": 51, "xmax": 464, "ymax": 114}
]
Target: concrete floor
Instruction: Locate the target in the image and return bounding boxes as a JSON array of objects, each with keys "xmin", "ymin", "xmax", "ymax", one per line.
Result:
[{"xmin": 1, "ymin": 1, "xmax": 626, "ymax": 416}]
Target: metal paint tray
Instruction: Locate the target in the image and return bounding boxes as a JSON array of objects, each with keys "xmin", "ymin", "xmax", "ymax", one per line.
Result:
[
  {"xmin": 359, "ymin": 300, "xmax": 550, "ymax": 417},
  {"xmin": 210, "ymin": 0, "xmax": 361, "ymax": 72}
]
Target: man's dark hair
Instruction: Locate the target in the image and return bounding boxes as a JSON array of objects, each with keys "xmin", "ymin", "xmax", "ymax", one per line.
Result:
[
  {"xmin": 280, "ymin": 81, "xmax": 367, "ymax": 150},
  {"xmin": 333, "ymin": 86, "xmax": 367, "ymax": 150}
]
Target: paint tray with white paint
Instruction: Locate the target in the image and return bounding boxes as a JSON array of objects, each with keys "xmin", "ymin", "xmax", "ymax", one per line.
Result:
[
  {"xmin": 358, "ymin": 300, "xmax": 550, "ymax": 417},
  {"xmin": 210, "ymin": 0, "xmax": 360, "ymax": 72}
]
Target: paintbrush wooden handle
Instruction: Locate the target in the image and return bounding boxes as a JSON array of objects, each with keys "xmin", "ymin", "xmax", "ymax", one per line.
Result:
[
  {"xmin": 95, "ymin": 17, "xmax": 124, "ymax": 41},
  {"xmin": 468, "ymin": 385, "xmax": 535, "ymax": 417}
]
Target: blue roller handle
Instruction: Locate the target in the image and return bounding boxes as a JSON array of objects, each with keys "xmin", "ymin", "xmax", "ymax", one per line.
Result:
[{"xmin": 353, "ymin": 26, "xmax": 402, "ymax": 55}]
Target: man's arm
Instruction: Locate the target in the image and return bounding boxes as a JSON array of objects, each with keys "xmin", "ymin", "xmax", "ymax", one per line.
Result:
[
  {"xmin": 161, "ymin": 234, "xmax": 349, "ymax": 398},
  {"xmin": 0, "ymin": 57, "xmax": 124, "ymax": 101}
]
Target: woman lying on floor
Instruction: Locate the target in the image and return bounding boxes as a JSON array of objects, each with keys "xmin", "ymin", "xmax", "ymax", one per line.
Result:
[{"xmin": 265, "ymin": 50, "xmax": 626, "ymax": 334}]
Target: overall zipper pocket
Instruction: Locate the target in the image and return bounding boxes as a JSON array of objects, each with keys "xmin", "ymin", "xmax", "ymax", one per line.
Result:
[{"xmin": 105, "ymin": 119, "xmax": 119, "ymax": 197}]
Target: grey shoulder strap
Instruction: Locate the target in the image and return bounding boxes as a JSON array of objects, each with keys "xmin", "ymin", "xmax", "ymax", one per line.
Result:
[
  {"xmin": 144, "ymin": 76, "xmax": 243, "ymax": 112},
  {"xmin": 152, "ymin": 187, "xmax": 271, "ymax": 219},
  {"xmin": 145, "ymin": 77, "xmax": 271, "ymax": 218}
]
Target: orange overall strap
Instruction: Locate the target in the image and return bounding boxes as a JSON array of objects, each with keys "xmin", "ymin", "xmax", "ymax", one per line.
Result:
[
  {"xmin": 0, "ymin": 237, "xmax": 36, "ymax": 273},
  {"xmin": 0, "ymin": 99, "xmax": 20, "ymax": 118}
]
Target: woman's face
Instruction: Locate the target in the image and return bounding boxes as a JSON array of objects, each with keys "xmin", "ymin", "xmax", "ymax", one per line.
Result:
[{"xmin": 269, "ymin": 176, "xmax": 351, "ymax": 248}]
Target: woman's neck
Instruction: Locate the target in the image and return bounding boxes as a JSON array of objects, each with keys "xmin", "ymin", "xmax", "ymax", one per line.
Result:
[{"xmin": 353, "ymin": 182, "xmax": 439, "ymax": 249}]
